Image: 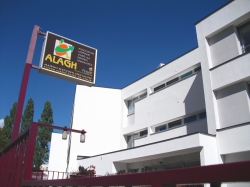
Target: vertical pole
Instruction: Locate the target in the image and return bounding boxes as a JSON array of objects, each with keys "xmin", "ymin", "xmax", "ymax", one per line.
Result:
[
  {"xmin": 23, "ymin": 122, "xmax": 38, "ymax": 180},
  {"xmin": 11, "ymin": 25, "xmax": 40, "ymax": 140}
]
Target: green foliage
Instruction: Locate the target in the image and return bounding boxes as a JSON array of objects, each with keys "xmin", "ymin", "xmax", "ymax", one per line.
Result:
[
  {"xmin": 2, "ymin": 103, "xmax": 17, "ymax": 142},
  {"xmin": 0, "ymin": 127, "xmax": 8, "ymax": 150},
  {"xmin": 33, "ymin": 101, "xmax": 54, "ymax": 169},
  {"xmin": 0, "ymin": 102, "xmax": 17, "ymax": 150},
  {"xmin": 21, "ymin": 98, "xmax": 34, "ymax": 133}
]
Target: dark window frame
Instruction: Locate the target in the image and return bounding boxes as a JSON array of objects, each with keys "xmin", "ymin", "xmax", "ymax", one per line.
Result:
[{"xmin": 168, "ymin": 119, "xmax": 182, "ymax": 129}]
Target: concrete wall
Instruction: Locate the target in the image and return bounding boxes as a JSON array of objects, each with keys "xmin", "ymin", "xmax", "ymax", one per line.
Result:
[
  {"xmin": 77, "ymin": 133, "xmax": 218, "ymax": 175},
  {"xmin": 217, "ymin": 123, "xmax": 250, "ymax": 155},
  {"xmin": 122, "ymin": 71, "xmax": 205, "ymax": 148},
  {"xmin": 48, "ymin": 133, "xmax": 68, "ymax": 172},
  {"xmin": 134, "ymin": 119, "xmax": 207, "ymax": 146},
  {"xmin": 67, "ymin": 86, "xmax": 122, "ymax": 172},
  {"xmin": 216, "ymin": 82, "xmax": 250, "ymax": 128},
  {"xmin": 136, "ymin": 72, "xmax": 205, "ymax": 130},
  {"xmin": 121, "ymin": 49, "xmax": 200, "ymax": 133},
  {"xmin": 211, "ymin": 52, "xmax": 250, "ymax": 91},
  {"xmin": 195, "ymin": 0, "xmax": 250, "ymax": 134},
  {"xmin": 208, "ymin": 26, "xmax": 239, "ymax": 67}
]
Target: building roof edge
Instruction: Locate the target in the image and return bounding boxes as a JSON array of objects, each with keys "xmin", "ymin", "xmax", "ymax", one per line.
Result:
[{"xmin": 195, "ymin": 0, "xmax": 234, "ymax": 25}]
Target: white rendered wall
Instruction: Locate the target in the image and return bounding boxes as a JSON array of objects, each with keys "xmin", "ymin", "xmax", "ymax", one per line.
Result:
[
  {"xmin": 48, "ymin": 133, "xmax": 68, "ymax": 174},
  {"xmin": 121, "ymin": 49, "xmax": 204, "ymax": 148},
  {"xmin": 195, "ymin": 0, "xmax": 250, "ymax": 134},
  {"xmin": 208, "ymin": 26, "xmax": 239, "ymax": 67},
  {"xmin": 134, "ymin": 119, "xmax": 207, "ymax": 147},
  {"xmin": 77, "ymin": 133, "xmax": 218, "ymax": 175},
  {"xmin": 211, "ymin": 53, "xmax": 250, "ymax": 91},
  {"xmin": 217, "ymin": 123, "xmax": 250, "ymax": 155},
  {"xmin": 121, "ymin": 48, "xmax": 200, "ymax": 130},
  {"xmin": 216, "ymin": 82, "xmax": 250, "ymax": 128},
  {"xmin": 122, "ymin": 71, "xmax": 206, "ymax": 148},
  {"xmin": 136, "ymin": 72, "xmax": 205, "ymax": 130},
  {"xmin": 67, "ymin": 86, "xmax": 122, "ymax": 172}
]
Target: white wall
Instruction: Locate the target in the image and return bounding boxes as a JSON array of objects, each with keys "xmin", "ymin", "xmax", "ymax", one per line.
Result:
[
  {"xmin": 134, "ymin": 119, "xmax": 207, "ymax": 146},
  {"xmin": 216, "ymin": 82, "xmax": 250, "ymax": 128},
  {"xmin": 136, "ymin": 72, "xmax": 205, "ymax": 129},
  {"xmin": 121, "ymin": 49, "xmax": 200, "ymax": 131},
  {"xmin": 211, "ymin": 52, "xmax": 250, "ymax": 91},
  {"xmin": 48, "ymin": 133, "xmax": 68, "ymax": 172},
  {"xmin": 195, "ymin": 0, "xmax": 250, "ymax": 134},
  {"xmin": 208, "ymin": 26, "xmax": 239, "ymax": 67},
  {"xmin": 77, "ymin": 133, "xmax": 218, "ymax": 175},
  {"xmin": 67, "ymin": 86, "xmax": 122, "ymax": 172},
  {"xmin": 217, "ymin": 123, "xmax": 250, "ymax": 155}
]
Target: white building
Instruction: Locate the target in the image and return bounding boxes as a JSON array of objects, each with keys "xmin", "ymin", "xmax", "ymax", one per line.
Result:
[{"xmin": 49, "ymin": 0, "xmax": 250, "ymax": 186}]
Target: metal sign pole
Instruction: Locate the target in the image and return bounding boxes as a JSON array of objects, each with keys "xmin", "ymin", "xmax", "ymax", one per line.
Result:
[{"xmin": 11, "ymin": 25, "xmax": 40, "ymax": 140}]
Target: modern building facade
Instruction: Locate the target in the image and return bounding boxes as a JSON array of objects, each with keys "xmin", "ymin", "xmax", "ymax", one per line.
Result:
[{"xmin": 48, "ymin": 0, "xmax": 250, "ymax": 186}]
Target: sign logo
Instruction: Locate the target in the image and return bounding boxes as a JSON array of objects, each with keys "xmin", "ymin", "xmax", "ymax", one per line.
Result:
[
  {"xmin": 39, "ymin": 32, "xmax": 97, "ymax": 86},
  {"xmin": 54, "ymin": 39, "xmax": 74, "ymax": 60}
]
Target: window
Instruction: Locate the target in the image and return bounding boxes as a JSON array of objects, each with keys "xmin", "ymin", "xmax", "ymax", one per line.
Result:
[
  {"xmin": 133, "ymin": 133, "xmax": 139, "ymax": 139},
  {"xmin": 166, "ymin": 77, "xmax": 179, "ymax": 86},
  {"xmin": 238, "ymin": 21, "xmax": 250, "ymax": 53},
  {"xmin": 199, "ymin": 112, "xmax": 206, "ymax": 119},
  {"xmin": 139, "ymin": 92, "xmax": 147, "ymax": 99},
  {"xmin": 168, "ymin": 119, "xmax": 182, "ymax": 129},
  {"xmin": 181, "ymin": 71, "xmax": 193, "ymax": 79},
  {"xmin": 155, "ymin": 124, "xmax": 167, "ymax": 132},
  {"xmin": 184, "ymin": 115, "xmax": 197, "ymax": 124},
  {"xmin": 128, "ymin": 97, "xmax": 137, "ymax": 114},
  {"xmin": 140, "ymin": 129, "xmax": 148, "ymax": 137},
  {"xmin": 127, "ymin": 92, "xmax": 147, "ymax": 114},
  {"xmin": 194, "ymin": 66, "xmax": 201, "ymax": 72},
  {"xmin": 154, "ymin": 83, "xmax": 165, "ymax": 92}
]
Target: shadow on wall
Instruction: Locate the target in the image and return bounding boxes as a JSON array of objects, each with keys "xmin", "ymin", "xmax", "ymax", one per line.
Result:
[{"xmin": 183, "ymin": 72, "xmax": 208, "ymax": 134}]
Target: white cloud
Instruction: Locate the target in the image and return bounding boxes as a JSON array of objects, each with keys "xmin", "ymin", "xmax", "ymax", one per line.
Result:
[{"xmin": 0, "ymin": 119, "xmax": 4, "ymax": 128}]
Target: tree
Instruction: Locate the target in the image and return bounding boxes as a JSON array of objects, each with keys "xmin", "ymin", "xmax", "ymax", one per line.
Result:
[
  {"xmin": 0, "ymin": 127, "xmax": 8, "ymax": 150},
  {"xmin": 21, "ymin": 98, "xmax": 34, "ymax": 133},
  {"xmin": 0, "ymin": 102, "xmax": 17, "ymax": 150},
  {"xmin": 3, "ymin": 103, "xmax": 17, "ymax": 141},
  {"xmin": 33, "ymin": 101, "xmax": 54, "ymax": 169}
]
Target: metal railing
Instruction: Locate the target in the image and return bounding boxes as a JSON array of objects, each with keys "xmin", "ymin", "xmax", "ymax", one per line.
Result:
[
  {"xmin": 0, "ymin": 122, "xmax": 85, "ymax": 187},
  {"xmin": 21, "ymin": 160, "xmax": 250, "ymax": 187},
  {"xmin": 0, "ymin": 123, "xmax": 38, "ymax": 187}
]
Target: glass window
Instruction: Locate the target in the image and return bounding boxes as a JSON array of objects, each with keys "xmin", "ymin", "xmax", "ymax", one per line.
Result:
[
  {"xmin": 238, "ymin": 21, "xmax": 250, "ymax": 53},
  {"xmin": 128, "ymin": 97, "xmax": 138, "ymax": 114},
  {"xmin": 154, "ymin": 83, "xmax": 165, "ymax": 92},
  {"xmin": 199, "ymin": 112, "xmax": 206, "ymax": 119},
  {"xmin": 128, "ymin": 99, "xmax": 134, "ymax": 114},
  {"xmin": 140, "ymin": 129, "xmax": 148, "ymax": 137},
  {"xmin": 166, "ymin": 77, "xmax": 179, "ymax": 86},
  {"xmin": 139, "ymin": 92, "xmax": 147, "ymax": 99},
  {"xmin": 194, "ymin": 66, "xmax": 201, "ymax": 72},
  {"xmin": 133, "ymin": 133, "xmax": 139, "ymax": 139},
  {"xmin": 181, "ymin": 71, "xmax": 193, "ymax": 79},
  {"xmin": 168, "ymin": 119, "xmax": 182, "ymax": 129},
  {"xmin": 155, "ymin": 125, "xmax": 167, "ymax": 132},
  {"xmin": 184, "ymin": 115, "xmax": 197, "ymax": 124}
]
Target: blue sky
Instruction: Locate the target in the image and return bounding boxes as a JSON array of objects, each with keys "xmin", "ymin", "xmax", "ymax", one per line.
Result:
[{"xmin": 0, "ymin": 0, "xmax": 229, "ymax": 130}]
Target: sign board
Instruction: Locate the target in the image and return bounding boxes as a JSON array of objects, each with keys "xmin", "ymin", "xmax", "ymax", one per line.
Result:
[{"xmin": 39, "ymin": 32, "xmax": 97, "ymax": 86}]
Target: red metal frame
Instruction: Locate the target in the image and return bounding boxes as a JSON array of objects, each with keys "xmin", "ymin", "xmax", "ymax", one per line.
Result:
[
  {"xmin": 36, "ymin": 122, "xmax": 86, "ymax": 134},
  {"xmin": 0, "ymin": 128, "xmax": 30, "ymax": 187},
  {"xmin": 22, "ymin": 161, "xmax": 250, "ymax": 187},
  {"xmin": 12, "ymin": 25, "xmax": 40, "ymax": 140},
  {"xmin": 23, "ymin": 122, "xmax": 38, "ymax": 180},
  {"xmin": 0, "ymin": 121, "xmax": 86, "ymax": 187}
]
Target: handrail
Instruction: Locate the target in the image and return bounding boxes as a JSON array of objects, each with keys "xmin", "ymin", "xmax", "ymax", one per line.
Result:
[{"xmin": 22, "ymin": 161, "xmax": 250, "ymax": 187}]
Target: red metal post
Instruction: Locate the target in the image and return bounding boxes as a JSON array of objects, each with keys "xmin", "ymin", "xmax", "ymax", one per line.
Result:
[
  {"xmin": 11, "ymin": 25, "xmax": 40, "ymax": 140},
  {"xmin": 23, "ymin": 122, "xmax": 39, "ymax": 180}
]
